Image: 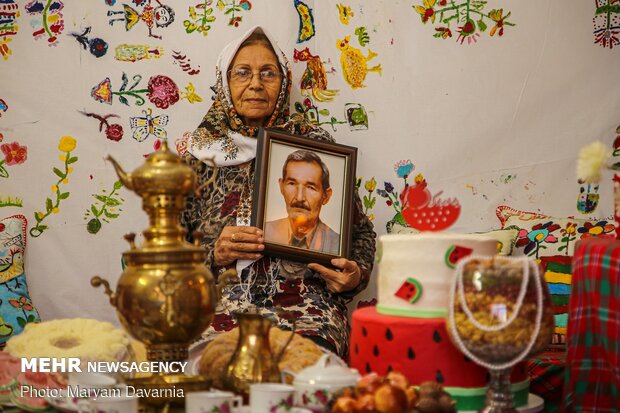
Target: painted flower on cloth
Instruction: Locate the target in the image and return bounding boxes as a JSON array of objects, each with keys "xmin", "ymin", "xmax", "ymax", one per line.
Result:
[
  {"xmin": 394, "ymin": 159, "xmax": 414, "ymax": 179},
  {"xmin": 355, "ymin": 177, "xmax": 376, "ymax": 221},
  {"xmin": 414, "ymin": 0, "xmax": 436, "ymax": 23},
  {"xmin": 558, "ymin": 222, "xmax": 577, "ymax": 255},
  {"xmin": 1, "ymin": 142, "xmax": 27, "ymax": 165},
  {"xmin": 434, "ymin": 27, "xmax": 452, "ymax": 39},
  {"xmin": 456, "ymin": 19, "xmax": 480, "ymax": 45},
  {"xmin": 9, "ymin": 297, "xmax": 33, "ymax": 311},
  {"xmin": 148, "ymin": 75, "xmax": 180, "ymax": 109},
  {"xmin": 25, "ymin": 0, "xmax": 65, "ymax": 45},
  {"xmin": 91, "ymin": 78, "xmax": 113, "ymax": 104},
  {"xmin": 515, "ymin": 221, "xmax": 560, "ymax": 258},
  {"xmin": 91, "ymin": 74, "xmax": 181, "ymax": 108},
  {"xmin": 58, "ymin": 136, "xmax": 76, "ymax": 152},
  {"xmin": 489, "ymin": 9, "xmax": 510, "ymax": 37},
  {"xmin": 105, "ymin": 124, "xmax": 124, "ymax": 141},
  {"xmin": 577, "ymin": 221, "xmax": 616, "ymax": 239}
]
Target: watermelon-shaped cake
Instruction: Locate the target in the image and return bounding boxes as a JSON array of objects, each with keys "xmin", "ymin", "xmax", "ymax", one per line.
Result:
[
  {"xmin": 377, "ymin": 233, "xmax": 498, "ymax": 318},
  {"xmin": 350, "ymin": 307, "xmax": 529, "ymax": 410},
  {"xmin": 360, "ymin": 233, "xmax": 528, "ymax": 410}
]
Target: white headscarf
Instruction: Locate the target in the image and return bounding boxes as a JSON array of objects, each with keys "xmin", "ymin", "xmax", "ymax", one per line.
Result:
[{"xmin": 187, "ymin": 25, "xmax": 291, "ymax": 167}]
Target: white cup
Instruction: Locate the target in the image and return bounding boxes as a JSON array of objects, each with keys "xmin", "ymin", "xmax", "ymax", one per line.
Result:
[
  {"xmin": 250, "ymin": 383, "xmax": 295, "ymax": 413},
  {"xmin": 185, "ymin": 391, "xmax": 243, "ymax": 413}
]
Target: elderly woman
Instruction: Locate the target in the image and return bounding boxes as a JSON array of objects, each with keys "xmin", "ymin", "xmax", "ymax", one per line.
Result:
[{"xmin": 181, "ymin": 26, "xmax": 375, "ymax": 357}]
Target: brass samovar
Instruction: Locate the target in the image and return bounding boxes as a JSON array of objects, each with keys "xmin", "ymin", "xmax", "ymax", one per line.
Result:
[{"xmin": 91, "ymin": 141, "xmax": 235, "ymax": 403}]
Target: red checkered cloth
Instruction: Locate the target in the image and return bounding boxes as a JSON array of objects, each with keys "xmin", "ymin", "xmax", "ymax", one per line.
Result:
[
  {"xmin": 528, "ymin": 348, "xmax": 566, "ymax": 413},
  {"xmin": 563, "ymin": 238, "xmax": 620, "ymax": 413}
]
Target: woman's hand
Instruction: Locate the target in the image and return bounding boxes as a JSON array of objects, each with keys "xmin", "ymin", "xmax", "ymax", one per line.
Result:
[
  {"xmin": 213, "ymin": 226, "xmax": 264, "ymax": 267},
  {"xmin": 308, "ymin": 258, "xmax": 361, "ymax": 293}
]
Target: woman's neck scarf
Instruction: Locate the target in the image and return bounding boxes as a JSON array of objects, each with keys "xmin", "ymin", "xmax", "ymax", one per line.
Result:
[{"xmin": 187, "ymin": 25, "xmax": 292, "ymax": 167}]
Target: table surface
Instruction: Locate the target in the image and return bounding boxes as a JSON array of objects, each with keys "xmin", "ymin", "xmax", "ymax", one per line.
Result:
[{"xmin": 1, "ymin": 393, "xmax": 545, "ymax": 412}]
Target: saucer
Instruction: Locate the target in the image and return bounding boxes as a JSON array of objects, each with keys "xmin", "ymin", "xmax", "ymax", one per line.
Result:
[{"xmin": 237, "ymin": 407, "xmax": 311, "ymax": 413}]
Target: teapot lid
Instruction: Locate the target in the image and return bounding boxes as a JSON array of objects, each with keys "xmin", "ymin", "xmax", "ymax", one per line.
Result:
[{"xmin": 293, "ymin": 354, "xmax": 360, "ymax": 386}]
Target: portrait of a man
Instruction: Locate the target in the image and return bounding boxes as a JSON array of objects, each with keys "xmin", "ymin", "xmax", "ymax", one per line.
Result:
[{"xmin": 264, "ymin": 149, "xmax": 340, "ymax": 255}]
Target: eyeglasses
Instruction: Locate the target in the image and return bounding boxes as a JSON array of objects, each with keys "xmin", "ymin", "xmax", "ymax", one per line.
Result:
[{"xmin": 227, "ymin": 67, "xmax": 282, "ymax": 85}]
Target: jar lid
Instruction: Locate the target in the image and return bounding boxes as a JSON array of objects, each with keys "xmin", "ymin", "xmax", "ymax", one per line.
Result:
[{"xmin": 293, "ymin": 354, "xmax": 360, "ymax": 386}]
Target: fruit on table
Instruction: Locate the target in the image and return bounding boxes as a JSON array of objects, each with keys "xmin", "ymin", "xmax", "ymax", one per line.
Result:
[{"xmin": 330, "ymin": 371, "xmax": 455, "ymax": 413}]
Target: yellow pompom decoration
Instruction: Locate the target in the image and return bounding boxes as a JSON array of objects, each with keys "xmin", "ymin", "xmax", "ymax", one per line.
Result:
[{"xmin": 577, "ymin": 141, "xmax": 610, "ymax": 184}]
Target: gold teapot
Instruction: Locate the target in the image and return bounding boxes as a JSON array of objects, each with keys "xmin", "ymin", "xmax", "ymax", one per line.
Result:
[
  {"xmin": 91, "ymin": 141, "xmax": 235, "ymax": 363},
  {"xmin": 223, "ymin": 311, "xmax": 295, "ymax": 397}
]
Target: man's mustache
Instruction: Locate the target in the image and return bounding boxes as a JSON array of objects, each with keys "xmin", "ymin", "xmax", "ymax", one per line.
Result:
[{"xmin": 290, "ymin": 201, "xmax": 310, "ymax": 211}]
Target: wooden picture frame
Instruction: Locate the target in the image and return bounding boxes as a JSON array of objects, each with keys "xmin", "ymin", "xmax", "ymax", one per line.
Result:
[{"xmin": 252, "ymin": 128, "xmax": 357, "ymax": 265}]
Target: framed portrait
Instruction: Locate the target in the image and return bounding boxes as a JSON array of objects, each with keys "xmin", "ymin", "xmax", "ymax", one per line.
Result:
[{"xmin": 251, "ymin": 128, "xmax": 358, "ymax": 265}]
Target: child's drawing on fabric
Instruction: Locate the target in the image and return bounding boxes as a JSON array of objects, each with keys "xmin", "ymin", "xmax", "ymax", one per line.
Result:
[
  {"xmin": 413, "ymin": 0, "xmax": 515, "ymax": 45},
  {"xmin": 576, "ymin": 183, "xmax": 600, "ymax": 214},
  {"xmin": 379, "ymin": 160, "xmax": 460, "ymax": 232},
  {"xmin": 0, "ymin": 141, "xmax": 27, "ymax": 179},
  {"xmin": 0, "ymin": 215, "xmax": 26, "ymax": 281},
  {"xmin": 593, "ymin": 0, "xmax": 620, "ymax": 49},
  {"xmin": 84, "ymin": 180, "xmax": 125, "ymax": 234},
  {"xmin": 515, "ymin": 221, "xmax": 560, "ymax": 258},
  {"xmin": 79, "ymin": 111, "xmax": 124, "ymax": 142},
  {"xmin": 185, "ymin": 1, "xmax": 215, "ymax": 35},
  {"xmin": 355, "ymin": 26, "xmax": 370, "ymax": 46},
  {"xmin": 175, "ymin": 131, "xmax": 191, "ymax": 156},
  {"xmin": 378, "ymin": 160, "xmax": 414, "ymax": 232},
  {"xmin": 294, "ymin": 98, "xmax": 368, "ymax": 131},
  {"xmin": 293, "ymin": 47, "xmax": 339, "ymax": 102},
  {"xmin": 30, "ymin": 136, "xmax": 77, "ymax": 238},
  {"xmin": 0, "ymin": 196, "xmax": 22, "ymax": 208},
  {"xmin": 115, "ymin": 44, "xmax": 162, "ymax": 62},
  {"xmin": 578, "ymin": 220, "xmax": 616, "ymax": 239},
  {"xmin": 345, "ymin": 103, "xmax": 368, "ymax": 130},
  {"xmin": 337, "ymin": 3, "xmax": 353, "ymax": 25},
  {"xmin": 294, "ymin": 0, "xmax": 315, "ymax": 43},
  {"xmin": 91, "ymin": 73, "xmax": 180, "ymax": 109},
  {"xmin": 70, "ymin": 27, "xmax": 108, "ymax": 58},
  {"xmin": 558, "ymin": 223, "xmax": 577, "ymax": 255},
  {"xmin": 25, "ymin": 0, "xmax": 64, "ymax": 46},
  {"xmin": 0, "ymin": 1, "xmax": 19, "ymax": 61},
  {"xmin": 337, "ymin": 35, "xmax": 381, "ymax": 89},
  {"xmin": 172, "ymin": 50, "xmax": 201, "ymax": 75},
  {"xmin": 216, "ymin": 0, "xmax": 252, "ymax": 27},
  {"xmin": 400, "ymin": 174, "xmax": 461, "ymax": 231},
  {"xmin": 184, "ymin": 0, "xmax": 252, "ymax": 35},
  {"xmin": 355, "ymin": 177, "xmax": 377, "ymax": 221},
  {"xmin": 180, "ymin": 82, "xmax": 202, "ymax": 103},
  {"xmin": 539, "ymin": 256, "xmax": 571, "ymax": 342},
  {"xmin": 129, "ymin": 108, "xmax": 168, "ymax": 142},
  {"xmin": 107, "ymin": 0, "xmax": 175, "ymax": 40}
]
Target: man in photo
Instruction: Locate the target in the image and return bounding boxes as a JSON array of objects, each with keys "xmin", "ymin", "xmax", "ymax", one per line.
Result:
[{"xmin": 265, "ymin": 149, "xmax": 340, "ymax": 255}]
